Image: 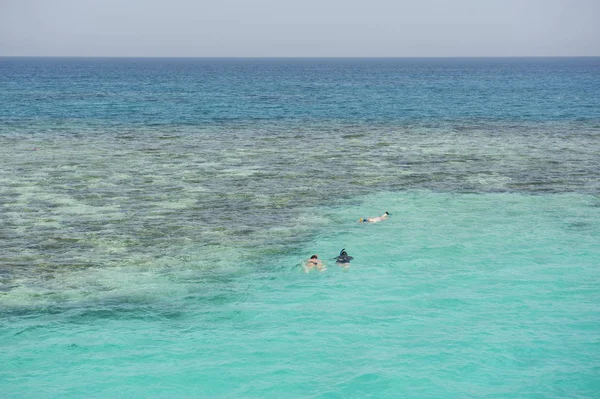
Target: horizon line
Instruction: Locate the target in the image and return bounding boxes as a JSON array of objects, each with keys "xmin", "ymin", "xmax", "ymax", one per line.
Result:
[{"xmin": 1, "ymin": 55, "xmax": 599, "ymax": 59}]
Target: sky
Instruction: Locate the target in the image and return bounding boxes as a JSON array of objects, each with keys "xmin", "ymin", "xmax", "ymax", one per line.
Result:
[{"xmin": 1, "ymin": 0, "xmax": 599, "ymax": 57}]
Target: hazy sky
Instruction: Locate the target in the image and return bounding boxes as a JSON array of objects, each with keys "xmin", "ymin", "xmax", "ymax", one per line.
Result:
[{"xmin": 1, "ymin": 0, "xmax": 599, "ymax": 57}]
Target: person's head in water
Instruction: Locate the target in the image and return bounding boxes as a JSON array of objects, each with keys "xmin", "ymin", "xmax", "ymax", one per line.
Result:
[
  {"xmin": 304, "ymin": 254, "xmax": 325, "ymax": 272},
  {"xmin": 336, "ymin": 248, "xmax": 353, "ymax": 267}
]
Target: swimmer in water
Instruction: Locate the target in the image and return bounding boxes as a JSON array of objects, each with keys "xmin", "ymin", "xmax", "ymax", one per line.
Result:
[
  {"xmin": 304, "ymin": 254, "xmax": 325, "ymax": 273},
  {"xmin": 334, "ymin": 249, "xmax": 353, "ymax": 268},
  {"xmin": 358, "ymin": 212, "xmax": 390, "ymax": 223}
]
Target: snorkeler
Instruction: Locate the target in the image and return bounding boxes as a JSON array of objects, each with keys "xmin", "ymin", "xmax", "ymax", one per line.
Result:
[
  {"xmin": 334, "ymin": 249, "xmax": 353, "ymax": 267},
  {"xmin": 358, "ymin": 212, "xmax": 390, "ymax": 223},
  {"xmin": 304, "ymin": 254, "xmax": 326, "ymax": 272}
]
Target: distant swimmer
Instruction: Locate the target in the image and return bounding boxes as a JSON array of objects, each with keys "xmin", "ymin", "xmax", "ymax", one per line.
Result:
[
  {"xmin": 304, "ymin": 254, "xmax": 326, "ymax": 273},
  {"xmin": 334, "ymin": 249, "xmax": 353, "ymax": 268},
  {"xmin": 358, "ymin": 212, "xmax": 390, "ymax": 223}
]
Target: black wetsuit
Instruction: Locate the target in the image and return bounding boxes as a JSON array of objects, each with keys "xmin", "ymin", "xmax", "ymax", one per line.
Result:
[{"xmin": 335, "ymin": 255, "xmax": 353, "ymax": 263}]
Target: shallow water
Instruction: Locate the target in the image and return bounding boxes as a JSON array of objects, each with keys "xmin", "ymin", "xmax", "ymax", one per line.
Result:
[
  {"xmin": 1, "ymin": 58, "xmax": 600, "ymax": 398},
  {"xmin": 2, "ymin": 191, "xmax": 600, "ymax": 398}
]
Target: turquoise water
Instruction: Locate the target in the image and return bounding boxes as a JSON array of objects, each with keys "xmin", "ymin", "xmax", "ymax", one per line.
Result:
[{"xmin": 1, "ymin": 58, "xmax": 600, "ymax": 398}]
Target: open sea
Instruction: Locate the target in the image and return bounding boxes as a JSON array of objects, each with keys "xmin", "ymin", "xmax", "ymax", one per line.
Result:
[{"xmin": 1, "ymin": 57, "xmax": 599, "ymax": 398}]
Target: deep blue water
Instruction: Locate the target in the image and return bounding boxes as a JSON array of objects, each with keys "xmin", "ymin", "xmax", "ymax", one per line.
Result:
[
  {"xmin": 2, "ymin": 57, "xmax": 599, "ymax": 126},
  {"xmin": 1, "ymin": 58, "xmax": 599, "ymax": 398}
]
